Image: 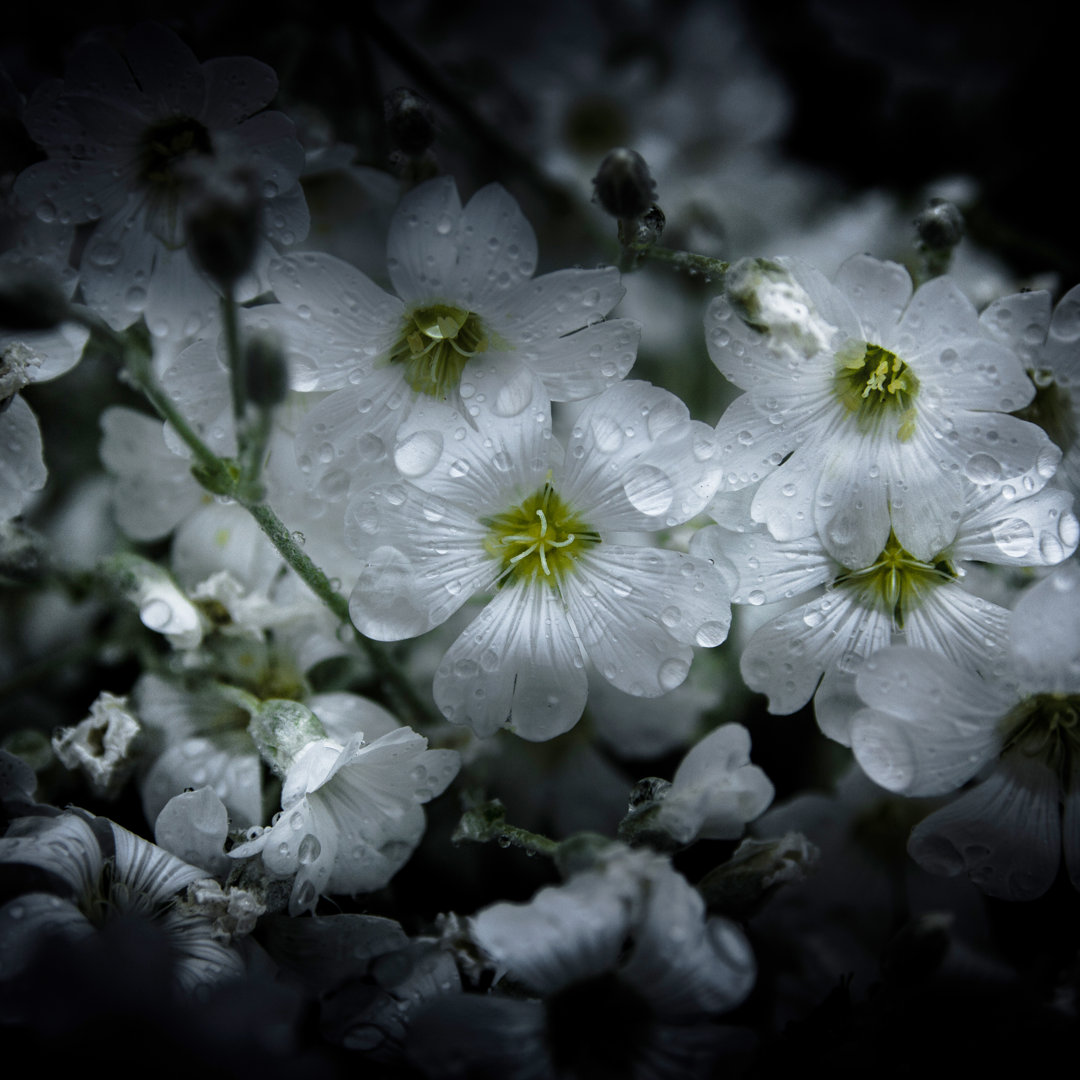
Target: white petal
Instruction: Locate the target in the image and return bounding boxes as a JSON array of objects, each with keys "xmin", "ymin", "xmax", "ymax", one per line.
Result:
[
  {"xmin": 918, "ymin": 338, "xmax": 1034, "ymax": 414},
  {"xmin": 908, "ymin": 752, "xmax": 1062, "ymax": 901},
  {"xmin": 154, "ymin": 787, "xmax": 231, "ymax": 877},
  {"xmin": 306, "ymin": 692, "xmax": 401, "ymax": 745},
  {"xmin": 945, "ymin": 408, "xmax": 1060, "ymax": 486},
  {"xmin": 697, "ymin": 524, "xmax": 833, "ymax": 606},
  {"xmin": 561, "ymin": 381, "xmax": 721, "ymax": 531},
  {"xmin": 0, "ymin": 395, "xmax": 46, "ymax": 520},
  {"xmin": 517, "ymin": 317, "xmax": 639, "ymax": 401},
  {"xmin": 456, "ymin": 183, "xmax": 538, "ymax": 310},
  {"xmin": 161, "ymin": 338, "xmax": 236, "ymax": 457},
  {"xmin": 202, "ymin": 55, "xmax": 279, "ymax": 126},
  {"xmin": 894, "ymin": 275, "xmax": 981, "ymax": 353},
  {"xmin": 1007, "ymin": 563, "xmax": 1080, "ymax": 691},
  {"xmin": 953, "ymin": 484, "xmax": 1079, "ymax": 566},
  {"xmin": 110, "ymin": 820, "xmax": 208, "ymax": 903},
  {"xmin": 470, "ymin": 870, "xmax": 632, "ymax": 994},
  {"xmin": 740, "ymin": 591, "xmax": 891, "ymax": 718},
  {"xmin": 434, "ymin": 579, "xmax": 587, "ymax": 740},
  {"xmin": 488, "ymin": 265, "xmax": 624, "ymax": 343},
  {"xmin": 0, "ymin": 813, "xmax": 102, "ymax": 898},
  {"xmin": 125, "ymin": 23, "xmax": 204, "ymax": 116},
  {"xmin": 563, "ymin": 546, "xmax": 729, "ymax": 698},
  {"xmin": 902, "ymin": 587, "xmax": 1010, "ymax": 675},
  {"xmin": 851, "ymin": 649, "xmax": 1004, "ymax": 796},
  {"xmin": 712, "ymin": 392, "xmax": 799, "ymax": 491},
  {"xmin": 979, "ymin": 289, "xmax": 1052, "ymax": 367},
  {"xmin": 834, "ymin": 253, "xmax": 912, "ymax": 345},
  {"xmin": 265, "ymin": 252, "xmax": 402, "ymax": 391},
  {"xmin": 386, "ymin": 176, "xmax": 464, "ymax": 303},
  {"xmin": 812, "ymin": 445, "xmax": 892, "ymax": 569},
  {"xmin": 345, "ymin": 480, "xmax": 495, "ymax": 639}
]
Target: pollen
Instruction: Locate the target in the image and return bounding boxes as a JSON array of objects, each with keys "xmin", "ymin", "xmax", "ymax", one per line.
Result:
[
  {"xmin": 481, "ymin": 481, "xmax": 600, "ymax": 588},
  {"xmin": 835, "ymin": 341, "xmax": 920, "ymax": 441},
  {"xmin": 388, "ymin": 303, "xmax": 491, "ymax": 398},
  {"xmin": 835, "ymin": 529, "xmax": 956, "ymax": 629}
]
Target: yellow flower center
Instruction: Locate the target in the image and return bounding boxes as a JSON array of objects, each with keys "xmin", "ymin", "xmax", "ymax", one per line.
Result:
[
  {"xmin": 481, "ymin": 482, "xmax": 600, "ymax": 588},
  {"xmin": 388, "ymin": 303, "xmax": 490, "ymax": 398},
  {"xmin": 835, "ymin": 530, "xmax": 956, "ymax": 629},
  {"xmin": 835, "ymin": 341, "xmax": 919, "ymax": 441},
  {"xmin": 1001, "ymin": 692, "xmax": 1080, "ymax": 776}
]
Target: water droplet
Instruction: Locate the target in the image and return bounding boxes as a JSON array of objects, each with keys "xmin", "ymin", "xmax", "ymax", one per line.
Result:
[
  {"xmin": 658, "ymin": 657, "xmax": 689, "ymax": 691},
  {"xmin": 298, "ymin": 833, "xmax": 322, "ymax": 865},
  {"xmin": 748, "ymin": 589, "xmax": 766, "ymax": 606},
  {"xmin": 395, "ymin": 429, "xmax": 443, "ymax": 478}
]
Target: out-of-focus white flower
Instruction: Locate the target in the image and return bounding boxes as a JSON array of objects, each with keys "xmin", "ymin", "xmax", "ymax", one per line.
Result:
[
  {"xmin": 409, "ymin": 844, "xmax": 755, "ymax": 1079},
  {"xmin": 230, "ymin": 724, "xmax": 459, "ymax": 916},
  {"xmin": 710, "ymin": 254, "xmax": 1057, "ymax": 569},
  {"xmin": 14, "ymin": 22, "xmax": 308, "ymax": 336},
  {"xmin": 52, "ymin": 691, "xmax": 142, "ymax": 798},
  {"xmin": 346, "ymin": 366, "xmax": 728, "ymax": 740},
  {"xmin": 264, "ymin": 175, "xmax": 639, "ymax": 500},
  {"xmin": 0, "ymin": 811, "xmax": 244, "ymax": 991},
  {"xmin": 850, "ymin": 563, "xmax": 1080, "ymax": 901}
]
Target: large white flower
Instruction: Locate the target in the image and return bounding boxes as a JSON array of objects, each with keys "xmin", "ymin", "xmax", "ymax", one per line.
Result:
[
  {"xmin": 709, "ymin": 254, "xmax": 1058, "ymax": 569},
  {"xmin": 345, "ymin": 363, "xmax": 728, "ymax": 740},
  {"xmin": 693, "ymin": 475, "xmax": 1078, "ymax": 730},
  {"xmin": 260, "ymin": 175, "xmax": 639, "ymax": 500},
  {"xmin": 849, "ymin": 563, "xmax": 1080, "ymax": 901},
  {"xmin": 14, "ymin": 22, "xmax": 308, "ymax": 336}
]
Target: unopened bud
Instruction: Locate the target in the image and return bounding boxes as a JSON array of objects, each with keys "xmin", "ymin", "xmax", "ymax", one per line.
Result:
[
  {"xmin": 914, "ymin": 198, "xmax": 964, "ymax": 253},
  {"xmin": 385, "ymin": 87, "xmax": 436, "ymax": 156},
  {"xmin": 184, "ymin": 161, "xmax": 261, "ymax": 289},
  {"xmin": 0, "ymin": 267, "xmax": 71, "ymax": 331},
  {"xmin": 52, "ymin": 692, "xmax": 142, "ymax": 799},
  {"xmin": 246, "ymin": 698, "xmax": 327, "ymax": 778},
  {"xmin": 592, "ymin": 147, "xmax": 656, "ymax": 220},
  {"xmin": 243, "ymin": 330, "xmax": 289, "ymax": 408}
]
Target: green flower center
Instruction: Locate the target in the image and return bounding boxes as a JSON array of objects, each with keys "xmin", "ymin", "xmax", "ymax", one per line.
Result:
[
  {"xmin": 481, "ymin": 482, "xmax": 600, "ymax": 588},
  {"xmin": 835, "ymin": 530, "xmax": 956, "ymax": 629},
  {"xmin": 1001, "ymin": 692, "xmax": 1080, "ymax": 774},
  {"xmin": 835, "ymin": 341, "xmax": 919, "ymax": 441},
  {"xmin": 138, "ymin": 116, "xmax": 214, "ymax": 191},
  {"xmin": 388, "ymin": 303, "xmax": 490, "ymax": 398}
]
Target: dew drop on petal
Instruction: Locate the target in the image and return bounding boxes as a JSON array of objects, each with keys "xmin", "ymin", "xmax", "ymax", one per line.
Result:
[
  {"xmin": 964, "ymin": 453, "xmax": 1002, "ymax": 484},
  {"xmin": 395, "ymin": 430, "xmax": 443, "ymax": 478},
  {"xmin": 658, "ymin": 657, "xmax": 689, "ymax": 691},
  {"xmin": 297, "ymin": 834, "xmax": 322, "ymax": 865}
]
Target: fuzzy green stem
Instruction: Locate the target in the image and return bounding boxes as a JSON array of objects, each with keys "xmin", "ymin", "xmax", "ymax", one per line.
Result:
[
  {"xmin": 453, "ymin": 798, "xmax": 560, "ymax": 858},
  {"xmin": 624, "ymin": 242, "xmax": 729, "ymax": 281}
]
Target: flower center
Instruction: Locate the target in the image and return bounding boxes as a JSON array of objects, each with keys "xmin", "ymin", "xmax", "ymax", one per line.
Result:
[
  {"xmin": 481, "ymin": 482, "xmax": 600, "ymax": 588},
  {"xmin": 138, "ymin": 116, "xmax": 214, "ymax": 192},
  {"xmin": 835, "ymin": 340, "xmax": 919, "ymax": 441},
  {"xmin": 388, "ymin": 303, "xmax": 490, "ymax": 398},
  {"xmin": 1001, "ymin": 692, "xmax": 1080, "ymax": 775},
  {"xmin": 834, "ymin": 529, "xmax": 956, "ymax": 629}
]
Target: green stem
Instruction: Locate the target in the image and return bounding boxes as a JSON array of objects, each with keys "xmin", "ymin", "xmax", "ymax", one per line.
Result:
[
  {"xmin": 624, "ymin": 242, "xmax": 729, "ymax": 281},
  {"xmin": 72, "ymin": 309, "xmax": 439, "ymax": 731},
  {"xmin": 453, "ymin": 798, "xmax": 560, "ymax": 858}
]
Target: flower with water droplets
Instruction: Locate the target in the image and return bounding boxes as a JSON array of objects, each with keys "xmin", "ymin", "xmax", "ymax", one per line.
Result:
[
  {"xmin": 230, "ymin": 724, "xmax": 460, "ymax": 916},
  {"xmin": 710, "ymin": 253, "xmax": 1059, "ymax": 569},
  {"xmin": 345, "ymin": 365, "xmax": 729, "ymax": 740},
  {"xmin": 261, "ymin": 175, "xmax": 639, "ymax": 501},
  {"xmin": 850, "ymin": 563, "xmax": 1080, "ymax": 901},
  {"xmin": 694, "ymin": 474, "xmax": 1078, "ymax": 731},
  {"xmin": 14, "ymin": 22, "xmax": 308, "ymax": 336}
]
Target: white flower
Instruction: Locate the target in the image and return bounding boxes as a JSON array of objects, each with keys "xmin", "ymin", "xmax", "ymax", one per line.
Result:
[
  {"xmin": 52, "ymin": 691, "xmax": 142, "ymax": 799},
  {"xmin": 230, "ymin": 726, "xmax": 459, "ymax": 916},
  {"xmin": 849, "ymin": 563, "xmax": 1080, "ymax": 901},
  {"xmin": 709, "ymin": 254, "xmax": 1058, "ymax": 568},
  {"xmin": 261, "ymin": 176, "xmax": 639, "ymax": 498},
  {"xmin": 0, "ymin": 811, "xmax": 244, "ymax": 991},
  {"xmin": 408, "ymin": 845, "xmax": 755, "ymax": 1078},
  {"xmin": 654, "ymin": 723, "xmax": 775, "ymax": 844},
  {"xmin": 346, "ymin": 365, "xmax": 728, "ymax": 740},
  {"xmin": 14, "ymin": 22, "xmax": 308, "ymax": 336},
  {"xmin": 693, "ymin": 475, "xmax": 1078, "ymax": 728}
]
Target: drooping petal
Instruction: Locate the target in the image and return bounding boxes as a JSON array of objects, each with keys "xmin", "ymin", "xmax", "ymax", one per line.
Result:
[
  {"xmin": 433, "ymin": 579, "xmax": 587, "ymax": 740},
  {"xmin": 907, "ymin": 751, "xmax": 1062, "ymax": 901}
]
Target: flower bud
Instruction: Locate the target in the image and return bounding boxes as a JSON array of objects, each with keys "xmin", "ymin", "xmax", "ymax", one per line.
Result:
[
  {"xmin": 385, "ymin": 87, "xmax": 436, "ymax": 156},
  {"xmin": 183, "ymin": 160, "xmax": 261, "ymax": 289},
  {"xmin": 914, "ymin": 198, "xmax": 964, "ymax": 252},
  {"xmin": 246, "ymin": 699, "xmax": 327, "ymax": 778},
  {"xmin": 243, "ymin": 330, "xmax": 289, "ymax": 408},
  {"xmin": 52, "ymin": 692, "xmax": 142, "ymax": 799},
  {"xmin": 592, "ymin": 147, "xmax": 656, "ymax": 220}
]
